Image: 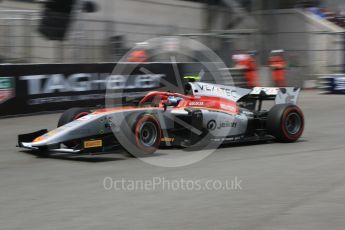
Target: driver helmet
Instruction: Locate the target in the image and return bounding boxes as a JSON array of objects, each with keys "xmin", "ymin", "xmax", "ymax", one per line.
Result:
[{"xmin": 167, "ymin": 96, "xmax": 183, "ymax": 106}]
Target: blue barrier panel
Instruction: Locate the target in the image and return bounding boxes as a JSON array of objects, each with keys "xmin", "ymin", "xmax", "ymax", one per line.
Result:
[{"xmin": 321, "ymin": 75, "xmax": 345, "ymax": 94}]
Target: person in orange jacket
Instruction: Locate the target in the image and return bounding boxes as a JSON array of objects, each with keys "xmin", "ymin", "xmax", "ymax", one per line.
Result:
[
  {"xmin": 233, "ymin": 52, "xmax": 259, "ymax": 88},
  {"xmin": 269, "ymin": 50, "xmax": 287, "ymax": 87},
  {"xmin": 127, "ymin": 50, "xmax": 148, "ymax": 63},
  {"xmin": 127, "ymin": 42, "xmax": 149, "ymax": 63}
]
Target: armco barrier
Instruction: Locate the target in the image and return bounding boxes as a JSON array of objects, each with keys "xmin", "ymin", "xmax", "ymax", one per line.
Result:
[{"xmin": 0, "ymin": 62, "xmax": 235, "ymax": 117}]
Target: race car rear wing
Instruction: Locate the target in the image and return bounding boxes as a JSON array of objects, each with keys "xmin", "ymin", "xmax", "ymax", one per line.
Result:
[
  {"xmin": 187, "ymin": 82, "xmax": 300, "ymax": 105},
  {"xmin": 249, "ymin": 87, "xmax": 301, "ymax": 105}
]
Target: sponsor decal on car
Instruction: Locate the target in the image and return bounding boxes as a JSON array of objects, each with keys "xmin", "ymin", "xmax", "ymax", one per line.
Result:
[
  {"xmin": 207, "ymin": 120, "xmax": 217, "ymax": 130},
  {"xmin": 161, "ymin": 137, "xmax": 175, "ymax": 142},
  {"xmin": 211, "ymin": 135, "xmax": 244, "ymax": 142},
  {"xmin": 207, "ymin": 120, "xmax": 237, "ymax": 130},
  {"xmin": 0, "ymin": 77, "xmax": 15, "ymax": 104},
  {"xmin": 217, "ymin": 121, "xmax": 237, "ymax": 129},
  {"xmin": 251, "ymin": 87, "xmax": 279, "ymax": 95},
  {"xmin": 84, "ymin": 140, "xmax": 103, "ymax": 148},
  {"xmin": 189, "ymin": 101, "xmax": 204, "ymax": 106},
  {"xmin": 197, "ymin": 83, "xmax": 237, "ymax": 98}
]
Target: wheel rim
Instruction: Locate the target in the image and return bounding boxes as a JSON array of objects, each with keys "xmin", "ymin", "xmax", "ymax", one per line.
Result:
[
  {"xmin": 138, "ymin": 121, "xmax": 158, "ymax": 147},
  {"xmin": 285, "ymin": 112, "xmax": 302, "ymax": 135}
]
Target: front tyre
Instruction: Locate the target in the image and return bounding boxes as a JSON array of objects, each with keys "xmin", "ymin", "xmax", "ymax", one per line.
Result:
[
  {"xmin": 267, "ymin": 104, "xmax": 304, "ymax": 142},
  {"xmin": 134, "ymin": 114, "xmax": 161, "ymax": 156},
  {"xmin": 58, "ymin": 107, "xmax": 91, "ymax": 127},
  {"xmin": 57, "ymin": 108, "xmax": 91, "ymax": 148}
]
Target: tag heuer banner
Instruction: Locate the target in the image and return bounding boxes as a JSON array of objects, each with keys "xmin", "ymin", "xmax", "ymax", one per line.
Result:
[{"xmin": 0, "ymin": 63, "xmax": 215, "ymax": 117}]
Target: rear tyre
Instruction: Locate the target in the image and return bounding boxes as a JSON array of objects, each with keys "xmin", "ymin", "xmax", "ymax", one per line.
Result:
[
  {"xmin": 134, "ymin": 114, "xmax": 161, "ymax": 156},
  {"xmin": 267, "ymin": 104, "xmax": 304, "ymax": 142},
  {"xmin": 57, "ymin": 108, "xmax": 91, "ymax": 148}
]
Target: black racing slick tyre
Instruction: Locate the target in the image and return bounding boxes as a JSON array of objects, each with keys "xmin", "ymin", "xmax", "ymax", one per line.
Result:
[
  {"xmin": 267, "ymin": 104, "xmax": 304, "ymax": 143},
  {"xmin": 57, "ymin": 108, "xmax": 91, "ymax": 149},
  {"xmin": 58, "ymin": 108, "xmax": 91, "ymax": 127},
  {"xmin": 134, "ymin": 114, "xmax": 161, "ymax": 156}
]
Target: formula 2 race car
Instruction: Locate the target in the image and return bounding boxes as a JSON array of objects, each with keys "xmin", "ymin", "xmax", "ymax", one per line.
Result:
[{"xmin": 18, "ymin": 82, "xmax": 304, "ymax": 156}]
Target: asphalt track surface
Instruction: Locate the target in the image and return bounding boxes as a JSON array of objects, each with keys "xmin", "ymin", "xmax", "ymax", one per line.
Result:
[{"xmin": 1, "ymin": 91, "xmax": 345, "ymax": 230}]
